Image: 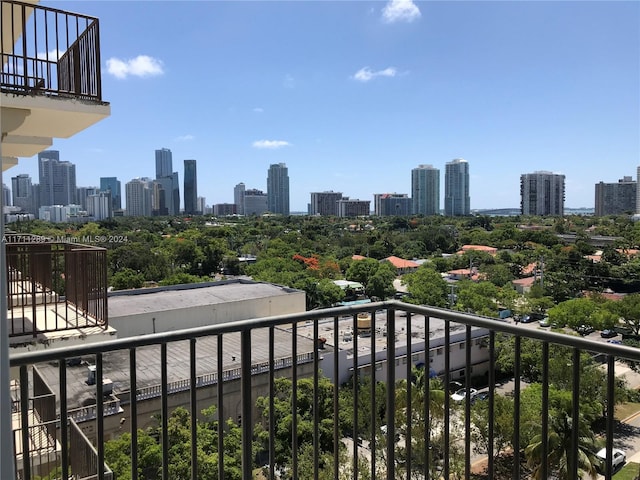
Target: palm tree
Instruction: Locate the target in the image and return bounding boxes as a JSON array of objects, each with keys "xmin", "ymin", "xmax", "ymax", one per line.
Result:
[{"xmin": 525, "ymin": 410, "xmax": 600, "ymax": 480}]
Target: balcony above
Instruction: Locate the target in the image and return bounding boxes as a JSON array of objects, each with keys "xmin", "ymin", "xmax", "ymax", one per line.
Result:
[
  {"xmin": 1, "ymin": 0, "xmax": 110, "ymax": 163},
  {"xmin": 6, "ymin": 237, "xmax": 114, "ymax": 351}
]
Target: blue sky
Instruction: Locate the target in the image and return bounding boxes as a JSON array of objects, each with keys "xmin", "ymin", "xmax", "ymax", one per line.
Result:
[{"xmin": 14, "ymin": 0, "xmax": 640, "ymax": 211}]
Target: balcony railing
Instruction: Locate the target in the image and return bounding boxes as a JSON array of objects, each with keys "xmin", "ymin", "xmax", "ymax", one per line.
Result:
[
  {"xmin": 6, "ymin": 238, "xmax": 108, "ymax": 338},
  {"xmin": 8, "ymin": 301, "xmax": 640, "ymax": 480},
  {"xmin": 0, "ymin": 0, "xmax": 103, "ymax": 101}
]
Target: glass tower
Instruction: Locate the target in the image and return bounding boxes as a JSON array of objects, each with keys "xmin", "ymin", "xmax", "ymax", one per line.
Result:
[
  {"xmin": 411, "ymin": 164, "xmax": 440, "ymax": 215},
  {"xmin": 267, "ymin": 163, "xmax": 290, "ymax": 215},
  {"xmin": 183, "ymin": 160, "xmax": 198, "ymax": 214},
  {"xmin": 444, "ymin": 158, "xmax": 470, "ymax": 216}
]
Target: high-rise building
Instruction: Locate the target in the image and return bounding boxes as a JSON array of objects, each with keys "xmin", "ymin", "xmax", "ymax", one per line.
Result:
[
  {"xmin": 154, "ymin": 148, "xmax": 180, "ymax": 214},
  {"xmin": 309, "ymin": 191, "xmax": 342, "ymax": 216},
  {"xmin": 87, "ymin": 192, "xmax": 112, "ymax": 220},
  {"xmin": 155, "ymin": 148, "xmax": 173, "ymax": 178},
  {"xmin": 411, "ymin": 165, "xmax": 440, "ymax": 215},
  {"xmin": 11, "ymin": 174, "xmax": 35, "ymax": 214},
  {"xmin": 234, "ymin": 183, "xmax": 246, "ymax": 215},
  {"xmin": 76, "ymin": 186, "xmax": 98, "ymax": 211},
  {"xmin": 444, "ymin": 158, "xmax": 470, "ymax": 216},
  {"xmin": 214, "ymin": 204, "xmax": 237, "ymax": 216},
  {"xmin": 244, "ymin": 189, "xmax": 268, "ymax": 216},
  {"xmin": 337, "ymin": 198, "xmax": 370, "ymax": 217},
  {"xmin": 267, "ymin": 163, "xmax": 290, "ymax": 215},
  {"xmin": 184, "ymin": 160, "xmax": 198, "ymax": 215},
  {"xmin": 38, "ymin": 150, "xmax": 77, "ymax": 207},
  {"xmin": 520, "ymin": 171, "xmax": 565, "ymax": 216},
  {"xmin": 100, "ymin": 177, "xmax": 122, "ymax": 211},
  {"xmin": 375, "ymin": 193, "xmax": 412, "ymax": 216},
  {"xmin": 197, "ymin": 197, "xmax": 207, "ymax": 215},
  {"xmin": 595, "ymin": 176, "xmax": 637, "ymax": 216},
  {"xmin": 2, "ymin": 184, "xmax": 10, "ymax": 207},
  {"xmin": 126, "ymin": 178, "xmax": 153, "ymax": 217},
  {"xmin": 637, "ymin": 166, "xmax": 640, "ymax": 214}
]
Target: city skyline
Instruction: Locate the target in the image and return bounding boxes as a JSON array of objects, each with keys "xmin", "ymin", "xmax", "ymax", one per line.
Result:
[{"xmin": 9, "ymin": 0, "xmax": 637, "ymax": 211}]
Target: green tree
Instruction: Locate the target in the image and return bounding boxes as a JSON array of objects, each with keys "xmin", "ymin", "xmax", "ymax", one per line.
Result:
[
  {"xmin": 617, "ymin": 293, "xmax": 640, "ymax": 335},
  {"xmin": 111, "ymin": 268, "xmax": 145, "ymax": 290},
  {"xmin": 402, "ymin": 265, "xmax": 448, "ymax": 307}
]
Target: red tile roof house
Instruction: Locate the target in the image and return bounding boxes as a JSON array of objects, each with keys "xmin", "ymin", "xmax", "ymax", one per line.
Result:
[
  {"xmin": 457, "ymin": 245, "xmax": 498, "ymax": 256},
  {"xmin": 512, "ymin": 276, "xmax": 536, "ymax": 294},
  {"xmin": 383, "ymin": 256, "xmax": 420, "ymax": 275}
]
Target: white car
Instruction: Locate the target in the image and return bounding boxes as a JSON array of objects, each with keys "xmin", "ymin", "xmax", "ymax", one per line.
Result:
[
  {"xmin": 451, "ymin": 388, "xmax": 478, "ymax": 402},
  {"xmin": 596, "ymin": 447, "xmax": 626, "ymax": 471}
]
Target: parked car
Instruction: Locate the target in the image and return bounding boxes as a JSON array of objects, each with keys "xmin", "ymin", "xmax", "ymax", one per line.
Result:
[
  {"xmin": 576, "ymin": 324, "xmax": 594, "ymax": 336},
  {"xmin": 539, "ymin": 317, "xmax": 551, "ymax": 327},
  {"xmin": 451, "ymin": 387, "xmax": 478, "ymax": 402},
  {"xmin": 596, "ymin": 447, "xmax": 626, "ymax": 472},
  {"xmin": 608, "ymin": 339, "xmax": 623, "ymax": 345},
  {"xmin": 520, "ymin": 315, "xmax": 535, "ymax": 323},
  {"xmin": 472, "ymin": 391, "xmax": 490, "ymax": 403},
  {"xmin": 601, "ymin": 329, "xmax": 618, "ymax": 338}
]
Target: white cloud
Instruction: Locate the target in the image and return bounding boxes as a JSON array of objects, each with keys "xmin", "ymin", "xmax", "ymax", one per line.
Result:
[
  {"xmin": 283, "ymin": 74, "xmax": 295, "ymax": 89},
  {"xmin": 37, "ymin": 49, "xmax": 63, "ymax": 61},
  {"xmin": 106, "ymin": 55, "xmax": 164, "ymax": 79},
  {"xmin": 352, "ymin": 66, "xmax": 397, "ymax": 82},
  {"xmin": 175, "ymin": 134, "xmax": 195, "ymax": 142},
  {"xmin": 253, "ymin": 107, "xmax": 264, "ymax": 113},
  {"xmin": 252, "ymin": 140, "xmax": 291, "ymax": 149},
  {"xmin": 382, "ymin": 0, "xmax": 422, "ymax": 23}
]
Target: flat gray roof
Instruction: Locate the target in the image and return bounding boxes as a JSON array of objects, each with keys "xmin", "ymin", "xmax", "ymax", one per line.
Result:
[
  {"xmin": 108, "ymin": 279, "xmax": 302, "ymax": 318},
  {"xmin": 34, "ymin": 326, "xmax": 319, "ymax": 411}
]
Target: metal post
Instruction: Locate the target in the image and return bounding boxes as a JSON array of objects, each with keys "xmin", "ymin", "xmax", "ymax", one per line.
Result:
[
  {"xmin": 0, "ymin": 152, "xmax": 17, "ymax": 479},
  {"xmin": 240, "ymin": 330, "xmax": 253, "ymax": 480}
]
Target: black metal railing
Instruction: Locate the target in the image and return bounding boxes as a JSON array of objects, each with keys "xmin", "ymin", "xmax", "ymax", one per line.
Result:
[
  {"xmin": 0, "ymin": 0, "xmax": 103, "ymax": 101},
  {"xmin": 6, "ymin": 238, "xmax": 108, "ymax": 337},
  {"xmin": 9, "ymin": 301, "xmax": 640, "ymax": 480}
]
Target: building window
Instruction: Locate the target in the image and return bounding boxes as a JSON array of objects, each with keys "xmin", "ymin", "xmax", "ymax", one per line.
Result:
[
  {"xmin": 475, "ymin": 338, "xmax": 483, "ymax": 346},
  {"xmin": 459, "ymin": 343, "xmax": 465, "ymax": 350},
  {"xmin": 375, "ymin": 365, "xmax": 382, "ymax": 371},
  {"xmin": 396, "ymin": 359, "xmax": 400, "ymax": 366},
  {"xmin": 412, "ymin": 354, "xmax": 419, "ymax": 361},
  {"xmin": 402, "ymin": 357, "xmax": 407, "ymax": 365},
  {"xmin": 437, "ymin": 348, "xmax": 443, "ymax": 355}
]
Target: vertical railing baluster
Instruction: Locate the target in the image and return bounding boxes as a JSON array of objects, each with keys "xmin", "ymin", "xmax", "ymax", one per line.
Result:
[
  {"xmin": 292, "ymin": 322, "xmax": 299, "ymax": 479},
  {"xmin": 333, "ymin": 315, "xmax": 340, "ymax": 480},
  {"xmin": 386, "ymin": 308, "xmax": 396, "ymax": 480},
  {"xmin": 96, "ymin": 353, "xmax": 104, "ymax": 480},
  {"xmin": 487, "ymin": 331, "xmax": 495, "ymax": 479},
  {"xmin": 313, "ymin": 318, "xmax": 320, "ymax": 480},
  {"xmin": 352, "ymin": 313, "xmax": 358, "ymax": 479},
  {"xmin": 371, "ymin": 309, "xmax": 377, "ymax": 480},
  {"xmin": 190, "ymin": 338, "xmax": 197, "ymax": 480},
  {"xmin": 161, "ymin": 343, "xmax": 168, "ymax": 480},
  {"xmin": 269, "ymin": 326, "xmax": 275, "ymax": 480},
  {"xmin": 464, "ymin": 325, "xmax": 471, "ymax": 479},
  {"xmin": 541, "ymin": 342, "xmax": 549, "ymax": 480},
  {"xmin": 129, "ymin": 348, "xmax": 138, "ymax": 480},
  {"xmin": 424, "ymin": 314, "xmax": 430, "ymax": 480},
  {"xmin": 605, "ymin": 355, "xmax": 615, "ymax": 480},
  {"xmin": 59, "ymin": 360, "xmax": 69, "ymax": 479},
  {"xmin": 571, "ymin": 348, "xmax": 580, "ymax": 480},
  {"xmin": 217, "ymin": 335, "xmax": 224, "ymax": 480},
  {"xmin": 405, "ymin": 311, "xmax": 412, "ymax": 479},
  {"xmin": 20, "ymin": 365, "xmax": 31, "ymax": 480},
  {"xmin": 443, "ymin": 319, "xmax": 451, "ymax": 480},
  {"xmin": 513, "ymin": 337, "xmax": 521, "ymax": 478},
  {"xmin": 240, "ymin": 330, "xmax": 253, "ymax": 480}
]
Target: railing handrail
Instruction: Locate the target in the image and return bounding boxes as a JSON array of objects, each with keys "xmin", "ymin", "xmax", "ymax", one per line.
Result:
[
  {"xmin": 1, "ymin": 0, "xmax": 98, "ymax": 22},
  {"xmin": 11, "ymin": 301, "xmax": 640, "ymax": 366}
]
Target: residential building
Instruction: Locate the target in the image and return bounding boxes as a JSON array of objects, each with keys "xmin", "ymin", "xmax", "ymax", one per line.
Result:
[
  {"xmin": 125, "ymin": 178, "xmax": 153, "ymax": 217},
  {"xmin": 637, "ymin": 166, "xmax": 640, "ymax": 214},
  {"xmin": 100, "ymin": 177, "xmax": 122, "ymax": 211},
  {"xmin": 244, "ymin": 188, "xmax": 268, "ymax": 215},
  {"xmin": 309, "ymin": 191, "xmax": 342, "ymax": 216},
  {"xmin": 267, "ymin": 163, "xmax": 290, "ymax": 215},
  {"xmin": 374, "ymin": 193, "xmax": 412, "ymax": 216},
  {"xmin": 76, "ymin": 186, "xmax": 98, "ymax": 211},
  {"xmin": 337, "ymin": 197, "xmax": 370, "ymax": 217},
  {"xmin": 520, "ymin": 171, "xmax": 565, "ymax": 216},
  {"xmin": 214, "ymin": 203, "xmax": 237, "ymax": 216},
  {"xmin": 595, "ymin": 176, "xmax": 637, "ymax": 216},
  {"xmin": 155, "ymin": 148, "xmax": 173, "ymax": 178},
  {"xmin": 87, "ymin": 192, "xmax": 112, "ymax": 220},
  {"xmin": 184, "ymin": 159, "xmax": 198, "ymax": 215},
  {"xmin": 38, "ymin": 151, "xmax": 77, "ymax": 208},
  {"xmin": 444, "ymin": 158, "xmax": 470, "ymax": 216},
  {"xmin": 11, "ymin": 174, "xmax": 35, "ymax": 214},
  {"xmin": 234, "ymin": 182, "xmax": 246, "ymax": 215},
  {"xmin": 411, "ymin": 164, "xmax": 440, "ymax": 215}
]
